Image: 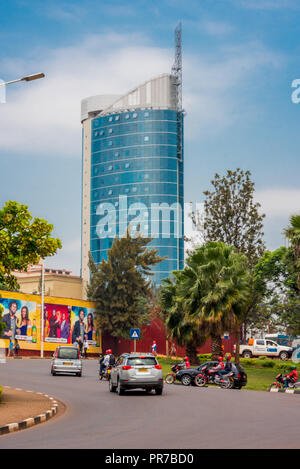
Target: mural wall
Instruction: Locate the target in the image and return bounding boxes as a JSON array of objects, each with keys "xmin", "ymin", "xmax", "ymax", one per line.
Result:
[{"xmin": 0, "ymin": 291, "xmax": 101, "ymax": 354}]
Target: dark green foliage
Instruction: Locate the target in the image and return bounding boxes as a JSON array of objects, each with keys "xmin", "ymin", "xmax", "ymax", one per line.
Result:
[
  {"xmin": 160, "ymin": 275, "xmax": 206, "ymax": 365},
  {"xmin": 160, "ymin": 241, "xmax": 251, "ymax": 361},
  {"xmin": 0, "ymin": 201, "xmax": 62, "ymax": 290},
  {"xmin": 202, "ymin": 169, "xmax": 266, "ymax": 342},
  {"xmin": 87, "ymin": 230, "xmax": 164, "ymax": 354},
  {"xmin": 254, "ymin": 247, "xmax": 300, "ymax": 336}
]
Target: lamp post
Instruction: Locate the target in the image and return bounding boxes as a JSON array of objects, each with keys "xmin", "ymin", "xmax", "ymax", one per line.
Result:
[
  {"xmin": 41, "ymin": 259, "xmax": 45, "ymax": 359},
  {"xmin": 0, "ymin": 73, "xmax": 45, "ymax": 87}
]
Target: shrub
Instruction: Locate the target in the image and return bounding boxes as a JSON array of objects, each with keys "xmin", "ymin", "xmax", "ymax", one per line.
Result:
[
  {"xmin": 257, "ymin": 356, "xmax": 268, "ymax": 360},
  {"xmin": 198, "ymin": 354, "xmax": 212, "ymax": 363},
  {"xmin": 240, "ymin": 358, "xmax": 255, "ymax": 367},
  {"xmin": 260, "ymin": 359, "xmax": 276, "ymax": 368},
  {"xmin": 275, "ymin": 362, "xmax": 290, "ymax": 372}
]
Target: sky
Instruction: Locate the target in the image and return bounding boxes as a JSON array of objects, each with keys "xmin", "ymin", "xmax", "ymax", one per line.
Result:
[{"xmin": 0, "ymin": 0, "xmax": 299, "ymax": 274}]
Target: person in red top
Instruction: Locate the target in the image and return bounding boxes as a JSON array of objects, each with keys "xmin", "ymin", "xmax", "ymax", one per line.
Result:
[
  {"xmin": 284, "ymin": 365, "xmax": 298, "ymax": 388},
  {"xmin": 211, "ymin": 356, "xmax": 225, "ymax": 378},
  {"xmin": 184, "ymin": 356, "xmax": 190, "ymax": 369}
]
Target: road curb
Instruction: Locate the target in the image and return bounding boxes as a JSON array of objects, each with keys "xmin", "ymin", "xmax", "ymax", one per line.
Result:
[
  {"xmin": 0, "ymin": 387, "xmax": 59, "ymax": 436},
  {"xmin": 269, "ymin": 388, "xmax": 300, "ymax": 394}
]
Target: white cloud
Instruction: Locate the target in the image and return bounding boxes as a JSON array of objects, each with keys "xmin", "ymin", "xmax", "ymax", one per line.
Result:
[
  {"xmin": 0, "ymin": 33, "xmax": 283, "ymax": 158},
  {"xmin": 255, "ymin": 188, "xmax": 300, "ymax": 218},
  {"xmin": 0, "ymin": 33, "xmax": 171, "ymax": 158}
]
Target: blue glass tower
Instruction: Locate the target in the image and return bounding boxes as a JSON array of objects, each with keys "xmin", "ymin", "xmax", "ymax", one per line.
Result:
[{"xmin": 81, "ymin": 74, "xmax": 184, "ymax": 286}]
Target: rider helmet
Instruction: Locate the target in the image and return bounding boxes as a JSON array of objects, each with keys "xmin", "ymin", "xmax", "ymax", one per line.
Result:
[
  {"xmin": 184, "ymin": 356, "xmax": 189, "ymax": 361},
  {"xmin": 218, "ymin": 356, "xmax": 223, "ymax": 362},
  {"xmin": 291, "ymin": 365, "xmax": 296, "ymax": 370},
  {"xmin": 106, "ymin": 349, "xmax": 112, "ymax": 354},
  {"xmin": 226, "ymin": 354, "xmax": 231, "ymax": 360}
]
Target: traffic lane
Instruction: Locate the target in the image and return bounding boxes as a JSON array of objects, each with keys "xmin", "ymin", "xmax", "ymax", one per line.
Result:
[{"xmin": 1, "ymin": 360, "xmax": 300, "ymax": 449}]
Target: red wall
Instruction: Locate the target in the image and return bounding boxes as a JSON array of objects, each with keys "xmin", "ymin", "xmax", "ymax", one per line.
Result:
[{"xmin": 102, "ymin": 317, "xmax": 236, "ymax": 358}]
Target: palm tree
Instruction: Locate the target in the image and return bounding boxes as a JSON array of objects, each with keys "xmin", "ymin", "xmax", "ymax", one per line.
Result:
[
  {"xmin": 179, "ymin": 242, "xmax": 251, "ymax": 361},
  {"xmin": 160, "ymin": 274, "xmax": 206, "ymax": 365},
  {"xmin": 285, "ymin": 214, "xmax": 300, "ymax": 289}
]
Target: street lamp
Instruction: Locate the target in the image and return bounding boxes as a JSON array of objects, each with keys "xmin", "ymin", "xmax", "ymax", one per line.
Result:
[{"xmin": 0, "ymin": 72, "xmax": 45, "ymax": 87}]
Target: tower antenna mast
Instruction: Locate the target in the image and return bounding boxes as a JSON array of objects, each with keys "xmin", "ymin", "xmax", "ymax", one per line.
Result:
[{"xmin": 172, "ymin": 21, "xmax": 182, "ymax": 111}]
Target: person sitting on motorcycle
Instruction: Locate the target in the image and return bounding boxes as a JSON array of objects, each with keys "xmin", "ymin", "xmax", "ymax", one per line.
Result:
[
  {"xmin": 184, "ymin": 356, "xmax": 191, "ymax": 369},
  {"xmin": 100, "ymin": 349, "xmax": 112, "ymax": 376},
  {"xmin": 210, "ymin": 356, "xmax": 225, "ymax": 379},
  {"xmin": 283, "ymin": 365, "xmax": 298, "ymax": 388},
  {"xmin": 218, "ymin": 354, "xmax": 232, "ymax": 378}
]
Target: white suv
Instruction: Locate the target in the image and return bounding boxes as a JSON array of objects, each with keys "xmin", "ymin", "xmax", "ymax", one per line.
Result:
[{"xmin": 109, "ymin": 353, "xmax": 163, "ymax": 395}]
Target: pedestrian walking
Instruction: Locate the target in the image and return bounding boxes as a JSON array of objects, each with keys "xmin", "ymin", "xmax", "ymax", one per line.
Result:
[
  {"xmin": 14, "ymin": 339, "xmax": 20, "ymax": 358},
  {"xmin": 151, "ymin": 340, "xmax": 157, "ymax": 356},
  {"xmin": 170, "ymin": 342, "xmax": 177, "ymax": 358},
  {"xmin": 83, "ymin": 337, "xmax": 88, "ymax": 359},
  {"xmin": 7, "ymin": 339, "xmax": 14, "ymax": 357}
]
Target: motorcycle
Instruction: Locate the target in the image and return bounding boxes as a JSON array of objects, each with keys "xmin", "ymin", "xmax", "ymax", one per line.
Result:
[
  {"xmin": 165, "ymin": 363, "xmax": 186, "ymax": 384},
  {"xmin": 194, "ymin": 365, "xmax": 234, "ymax": 389},
  {"xmin": 99, "ymin": 366, "xmax": 112, "ymax": 381},
  {"xmin": 269, "ymin": 373, "xmax": 300, "ymax": 391}
]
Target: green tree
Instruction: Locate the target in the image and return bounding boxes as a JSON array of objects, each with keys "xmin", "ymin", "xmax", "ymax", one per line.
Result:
[
  {"xmin": 160, "ymin": 274, "xmax": 206, "ymax": 364},
  {"xmin": 0, "ymin": 201, "xmax": 62, "ymax": 290},
  {"xmin": 202, "ymin": 169, "xmax": 266, "ymax": 339},
  {"xmin": 285, "ymin": 214, "xmax": 300, "ymax": 289},
  {"xmin": 87, "ymin": 230, "xmax": 164, "ymax": 355},
  {"xmin": 254, "ymin": 246, "xmax": 300, "ymax": 336},
  {"xmin": 179, "ymin": 242, "xmax": 251, "ymax": 361},
  {"xmin": 203, "ymin": 169, "xmax": 265, "ymax": 262}
]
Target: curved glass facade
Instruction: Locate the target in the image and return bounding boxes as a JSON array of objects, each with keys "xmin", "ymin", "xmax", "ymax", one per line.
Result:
[{"xmin": 89, "ymin": 109, "xmax": 184, "ymax": 285}]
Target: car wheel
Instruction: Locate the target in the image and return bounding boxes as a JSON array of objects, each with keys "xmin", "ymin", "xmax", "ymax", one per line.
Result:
[
  {"xmin": 181, "ymin": 374, "xmax": 192, "ymax": 386},
  {"xmin": 155, "ymin": 388, "xmax": 163, "ymax": 395},
  {"xmin": 117, "ymin": 380, "xmax": 125, "ymax": 395},
  {"xmin": 77, "ymin": 372, "xmax": 82, "ymax": 377},
  {"xmin": 242, "ymin": 350, "xmax": 252, "ymax": 359},
  {"xmin": 51, "ymin": 369, "xmax": 56, "ymax": 376},
  {"xmin": 279, "ymin": 351, "xmax": 289, "ymax": 361},
  {"xmin": 109, "ymin": 379, "xmax": 117, "ymax": 393}
]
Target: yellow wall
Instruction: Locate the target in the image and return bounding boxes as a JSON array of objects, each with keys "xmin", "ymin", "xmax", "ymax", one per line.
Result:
[
  {"xmin": 17, "ymin": 275, "xmax": 84, "ymax": 301},
  {"xmin": 0, "ymin": 290, "xmax": 101, "ymax": 354}
]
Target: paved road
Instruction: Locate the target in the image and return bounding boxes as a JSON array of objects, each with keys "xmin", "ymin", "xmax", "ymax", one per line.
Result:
[{"xmin": 0, "ymin": 359, "xmax": 300, "ymax": 449}]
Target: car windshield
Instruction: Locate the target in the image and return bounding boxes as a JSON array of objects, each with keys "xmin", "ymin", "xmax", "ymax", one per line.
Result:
[
  {"xmin": 127, "ymin": 357, "xmax": 157, "ymax": 366},
  {"xmin": 57, "ymin": 348, "xmax": 78, "ymax": 360}
]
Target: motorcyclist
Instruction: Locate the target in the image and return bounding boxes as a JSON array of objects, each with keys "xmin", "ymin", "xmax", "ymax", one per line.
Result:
[
  {"xmin": 210, "ymin": 356, "xmax": 225, "ymax": 380},
  {"xmin": 219, "ymin": 354, "xmax": 232, "ymax": 378},
  {"xmin": 100, "ymin": 349, "xmax": 113, "ymax": 376},
  {"xmin": 283, "ymin": 365, "xmax": 298, "ymax": 388},
  {"xmin": 183, "ymin": 356, "xmax": 191, "ymax": 369}
]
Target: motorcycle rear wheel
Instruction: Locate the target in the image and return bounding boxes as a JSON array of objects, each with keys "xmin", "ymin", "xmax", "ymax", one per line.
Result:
[
  {"xmin": 194, "ymin": 375, "xmax": 206, "ymax": 387},
  {"xmin": 165, "ymin": 374, "xmax": 175, "ymax": 384},
  {"xmin": 219, "ymin": 377, "xmax": 232, "ymax": 389}
]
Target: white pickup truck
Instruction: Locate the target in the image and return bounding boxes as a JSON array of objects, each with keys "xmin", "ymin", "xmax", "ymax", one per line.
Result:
[{"xmin": 236, "ymin": 339, "xmax": 293, "ymax": 360}]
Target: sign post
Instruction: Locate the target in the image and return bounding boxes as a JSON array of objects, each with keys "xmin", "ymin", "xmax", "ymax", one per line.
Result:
[{"xmin": 130, "ymin": 328, "xmax": 140, "ymax": 353}]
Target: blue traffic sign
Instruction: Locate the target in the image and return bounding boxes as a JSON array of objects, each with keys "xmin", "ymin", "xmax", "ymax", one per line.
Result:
[{"xmin": 130, "ymin": 328, "xmax": 140, "ymax": 340}]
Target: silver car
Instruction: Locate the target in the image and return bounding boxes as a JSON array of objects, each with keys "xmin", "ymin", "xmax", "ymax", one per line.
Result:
[
  {"xmin": 109, "ymin": 353, "xmax": 163, "ymax": 395},
  {"xmin": 51, "ymin": 346, "xmax": 82, "ymax": 377}
]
